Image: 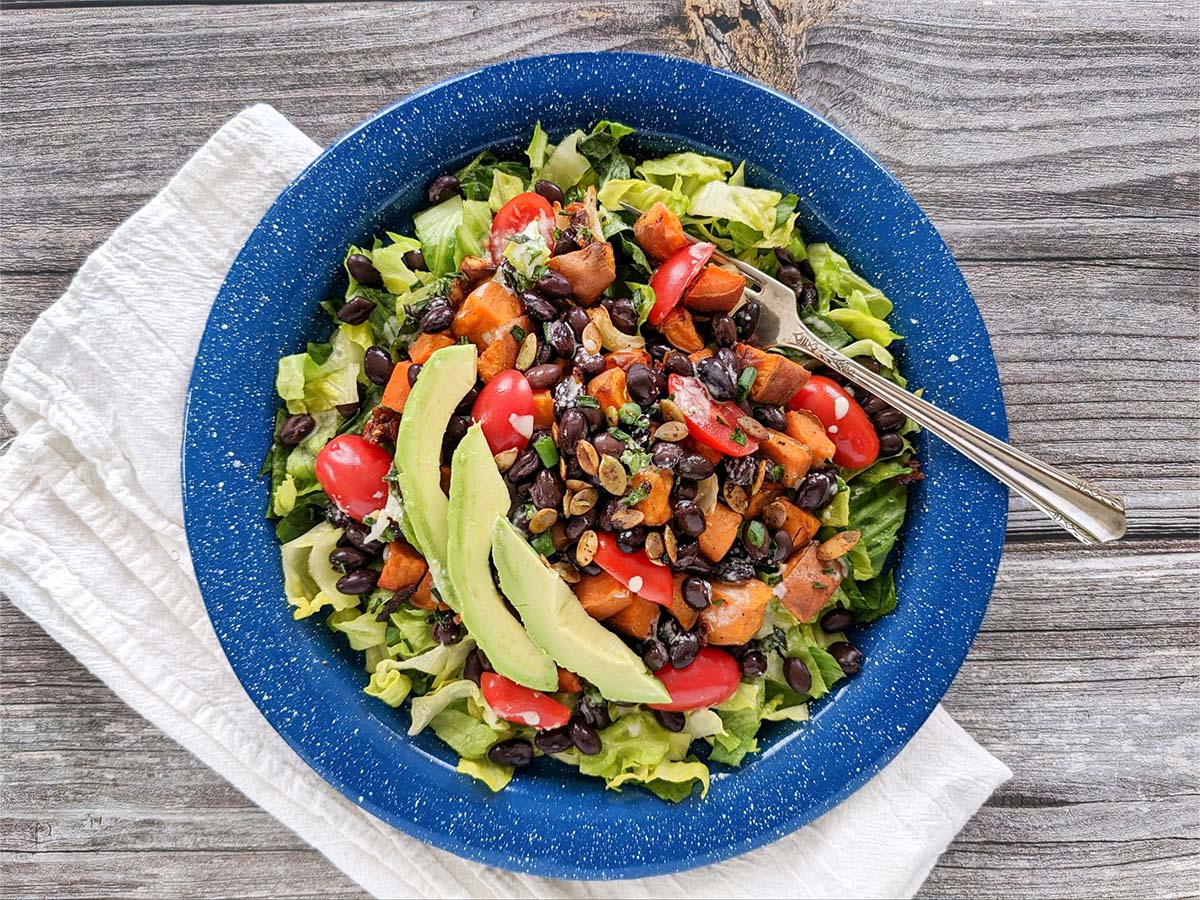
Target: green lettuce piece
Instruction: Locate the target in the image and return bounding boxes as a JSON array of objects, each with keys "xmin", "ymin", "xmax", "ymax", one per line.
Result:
[
  {"xmin": 807, "ymin": 243, "xmax": 893, "ymax": 318},
  {"xmin": 826, "ymin": 306, "xmax": 902, "ymax": 346},
  {"xmin": 525, "ymin": 121, "xmax": 551, "ymax": 172},
  {"xmin": 538, "ymin": 130, "xmax": 591, "ymax": 190},
  {"xmin": 801, "ymin": 311, "xmax": 854, "ymax": 350},
  {"xmin": 820, "ymin": 480, "xmax": 851, "ymax": 528},
  {"xmin": 488, "ymin": 168, "xmax": 525, "ymax": 211},
  {"xmin": 636, "ymin": 152, "xmax": 732, "ymax": 197},
  {"xmin": 386, "ymin": 607, "xmax": 437, "ymax": 659},
  {"xmin": 627, "ymin": 759, "xmax": 710, "ymax": 802},
  {"xmin": 836, "ymin": 571, "xmax": 898, "ymax": 622},
  {"xmin": 378, "ymin": 638, "xmax": 475, "ymax": 693},
  {"xmin": 280, "ymin": 521, "xmax": 361, "ymax": 620},
  {"xmin": 326, "ymin": 608, "xmax": 387, "ymax": 651},
  {"xmin": 708, "ymin": 681, "xmax": 765, "ymax": 766},
  {"xmin": 408, "ymin": 679, "xmax": 478, "ymax": 734},
  {"xmin": 502, "ymin": 220, "xmax": 551, "ymax": 282},
  {"xmin": 595, "ymin": 178, "xmax": 688, "ymax": 216},
  {"xmin": 431, "ymin": 708, "xmax": 507, "ymax": 758},
  {"xmin": 413, "ymin": 196, "xmax": 463, "ymax": 276},
  {"xmin": 272, "ymin": 491, "xmax": 331, "ymax": 543},
  {"xmin": 845, "ymin": 477, "xmax": 908, "ymax": 579},
  {"xmin": 275, "ymin": 325, "xmax": 367, "ymax": 415},
  {"xmin": 683, "ymin": 708, "xmax": 724, "ymax": 739},
  {"xmin": 687, "ymin": 181, "xmax": 782, "ymax": 234},
  {"xmin": 456, "ymin": 199, "xmax": 492, "ymax": 264},
  {"xmin": 456, "ymin": 151, "xmax": 531, "ymax": 203},
  {"xmin": 364, "ymin": 664, "xmax": 413, "ymax": 707},
  {"xmin": 842, "ymin": 338, "xmax": 896, "ymax": 370},
  {"xmin": 457, "ymin": 756, "xmax": 514, "ymax": 792},
  {"xmin": 577, "ymin": 120, "xmax": 634, "ymax": 185},
  {"xmin": 369, "ymin": 233, "xmax": 423, "ymax": 293}
]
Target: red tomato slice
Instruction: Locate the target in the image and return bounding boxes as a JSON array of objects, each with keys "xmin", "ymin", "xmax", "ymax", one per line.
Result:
[
  {"xmin": 650, "ymin": 647, "xmax": 741, "ymax": 711},
  {"xmin": 668, "ymin": 374, "xmax": 760, "ymax": 458},
  {"xmin": 789, "ymin": 374, "xmax": 880, "ymax": 469},
  {"xmin": 480, "ymin": 672, "xmax": 571, "ymax": 730},
  {"xmin": 647, "ymin": 242, "xmax": 714, "ymax": 326},
  {"xmin": 591, "ymin": 532, "xmax": 674, "ymax": 606},
  {"xmin": 471, "ymin": 369, "xmax": 534, "ymax": 455},
  {"xmin": 314, "ymin": 434, "xmax": 394, "ymax": 521},
  {"xmin": 489, "ymin": 192, "xmax": 556, "ymax": 264}
]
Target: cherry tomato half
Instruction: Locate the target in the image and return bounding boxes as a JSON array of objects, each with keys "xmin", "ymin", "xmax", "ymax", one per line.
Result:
[
  {"xmin": 314, "ymin": 434, "xmax": 393, "ymax": 521},
  {"xmin": 668, "ymin": 374, "xmax": 760, "ymax": 458},
  {"xmin": 471, "ymin": 369, "xmax": 534, "ymax": 455},
  {"xmin": 480, "ymin": 672, "xmax": 571, "ymax": 730},
  {"xmin": 647, "ymin": 242, "xmax": 714, "ymax": 326},
  {"xmin": 489, "ymin": 192, "xmax": 556, "ymax": 264},
  {"xmin": 649, "ymin": 647, "xmax": 741, "ymax": 711},
  {"xmin": 591, "ymin": 532, "xmax": 674, "ymax": 606},
  {"xmin": 789, "ymin": 374, "xmax": 880, "ymax": 469}
]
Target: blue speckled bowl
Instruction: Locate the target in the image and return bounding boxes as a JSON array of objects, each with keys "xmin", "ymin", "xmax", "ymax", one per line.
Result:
[{"xmin": 182, "ymin": 53, "xmax": 1007, "ymax": 879}]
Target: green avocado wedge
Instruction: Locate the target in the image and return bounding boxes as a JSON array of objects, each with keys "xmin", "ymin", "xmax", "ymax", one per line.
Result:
[
  {"xmin": 393, "ymin": 342, "xmax": 478, "ymax": 611},
  {"xmin": 448, "ymin": 424, "xmax": 558, "ymax": 690},
  {"xmin": 491, "ymin": 516, "xmax": 671, "ymax": 704}
]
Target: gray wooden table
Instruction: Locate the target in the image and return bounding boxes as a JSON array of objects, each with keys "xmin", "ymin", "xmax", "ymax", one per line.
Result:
[{"xmin": 2, "ymin": 1, "xmax": 1197, "ymax": 897}]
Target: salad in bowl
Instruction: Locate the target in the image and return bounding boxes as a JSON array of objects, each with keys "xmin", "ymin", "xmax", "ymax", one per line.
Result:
[{"xmin": 262, "ymin": 121, "xmax": 919, "ymax": 800}]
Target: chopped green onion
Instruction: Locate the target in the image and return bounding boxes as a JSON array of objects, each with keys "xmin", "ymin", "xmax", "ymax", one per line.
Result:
[
  {"xmin": 529, "ymin": 531, "xmax": 556, "ymax": 557},
  {"xmin": 745, "ymin": 520, "xmax": 767, "ymax": 548},
  {"xmin": 757, "ymin": 568, "xmax": 783, "ymax": 588},
  {"xmin": 730, "ymin": 427, "xmax": 748, "ymax": 447},
  {"xmin": 621, "ymin": 482, "xmax": 652, "ymax": 507},
  {"xmin": 533, "ymin": 434, "xmax": 559, "ymax": 467},
  {"xmin": 576, "ymin": 395, "xmax": 600, "ymax": 409},
  {"xmin": 510, "ymin": 324, "xmax": 527, "ymax": 343},
  {"xmin": 769, "ymin": 463, "xmax": 785, "ymax": 482},
  {"xmin": 736, "ymin": 366, "xmax": 758, "ymax": 402},
  {"xmin": 618, "ymin": 402, "xmax": 643, "ymax": 426}
]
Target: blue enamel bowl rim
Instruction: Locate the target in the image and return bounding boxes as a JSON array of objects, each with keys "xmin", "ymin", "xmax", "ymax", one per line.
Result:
[{"xmin": 183, "ymin": 51, "xmax": 1008, "ymax": 880}]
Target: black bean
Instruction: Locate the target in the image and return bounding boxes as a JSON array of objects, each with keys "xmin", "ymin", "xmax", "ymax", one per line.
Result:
[
  {"xmin": 642, "ymin": 639, "xmax": 669, "ymax": 672},
  {"xmin": 673, "ymin": 501, "xmax": 706, "ymax": 538},
  {"xmin": 364, "ymin": 345, "xmax": 395, "ymax": 386},
  {"xmin": 535, "ymin": 727, "xmax": 574, "ymax": 754},
  {"xmin": 715, "ymin": 346, "xmax": 738, "ymax": 376},
  {"xmin": 578, "ymin": 696, "xmax": 611, "ymax": 730},
  {"xmin": 442, "ymin": 415, "xmax": 471, "ymax": 456},
  {"xmin": 753, "ymin": 404, "xmax": 787, "ymax": 431},
  {"xmin": 530, "ymin": 469, "xmax": 563, "ymax": 510},
  {"xmin": 821, "ymin": 608, "xmax": 855, "ymax": 633},
  {"xmin": 658, "ymin": 615, "xmax": 684, "ymax": 645},
  {"xmin": 346, "ymin": 253, "xmax": 383, "ymax": 289},
  {"xmin": 722, "ymin": 456, "xmax": 755, "ymax": 486},
  {"xmin": 651, "ymin": 442, "xmax": 683, "ymax": 470},
  {"xmin": 740, "ymin": 649, "xmax": 768, "ymax": 677},
  {"xmin": 783, "ymin": 656, "xmax": 813, "ymax": 694},
  {"xmin": 771, "ymin": 529, "xmax": 793, "ymax": 564},
  {"xmin": 580, "ymin": 404, "xmax": 605, "ymax": 432},
  {"xmin": 420, "ymin": 299, "xmax": 454, "ymax": 333},
  {"xmin": 829, "ymin": 641, "xmax": 864, "ymax": 675},
  {"xmin": 565, "ymin": 306, "xmax": 590, "ymax": 338},
  {"xmin": 616, "ymin": 527, "xmax": 646, "ymax": 554},
  {"xmin": 552, "ymin": 375, "xmax": 584, "ymax": 415},
  {"xmin": 580, "ymin": 560, "xmax": 602, "ymax": 576},
  {"xmin": 336, "ymin": 295, "xmax": 376, "ymax": 325},
  {"xmin": 546, "ymin": 320, "xmax": 576, "ymax": 358},
  {"xmin": 522, "ymin": 291, "xmax": 558, "ymax": 323},
  {"xmin": 733, "ymin": 300, "xmax": 761, "ymax": 340},
  {"xmin": 715, "ymin": 557, "xmax": 754, "ymax": 583},
  {"xmin": 678, "ymin": 454, "xmax": 715, "ymax": 481},
  {"xmin": 427, "ymin": 174, "xmax": 459, "ymax": 203},
  {"xmin": 695, "ymin": 357, "xmax": 735, "ymax": 401},
  {"xmin": 773, "ymin": 246, "xmax": 797, "ymax": 267},
  {"xmin": 682, "ymin": 575, "xmax": 711, "ymax": 610},
  {"xmin": 525, "ymin": 363, "xmax": 563, "ymax": 390},
  {"xmin": 534, "ymin": 340, "xmax": 554, "ymax": 367},
  {"xmin": 777, "ymin": 265, "xmax": 804, "ymax": 291},
  {"xmin": 506, "ymin": 448, "xmax": 543, "ymax": 484},
  {"xmin": 463, "ymin": 649, "xmax": 487, "ymax": 685},
  {"xmin": 326, "ymin": 505, "xmax": 351, "ymax": 529},
  {"xmin": 553, "ymin": 231, "xmax": 581, "ymax": 256},
  {"xmin": 572, "ymin": 348, "xmax": 606, "ymax": 379},
  {"xmin": 488, "ymin": 738, "xmax": 535, "ymax": 768},
  {"xmin": 534, "ymin": 179, "xmax": 564, "ymax": 204},
  {"xmin": 278, "ymin": 413, "xmax": 315, "ymax": 446},
  {"xmin": 685, "ymin": 556, "xmax": 714, "ymax": 578},
  {"xmin": 537, "ymin": 271, "xmax": 573, "ymax": 299},
  {"xmin": 432, "ymin": 618, "xmax": 463, "ymax": 645},
  {"xmin": 402, "ymin": 248, "xmax": 427, "ymax": 272},
  {"xmin": 329, "ymin": 546, "xmax": 369, "ymax": 572},
  {"xmin": 610, "ymin": 297, "xmax": 639, "ymax": 334},
  {"xmin": 343, "ymin": 521, "xmax": 384, "ymax": 555},
  {"xmin": 878, "ymin": 432, "xmax": 904, "ymax": 457},
  {"xmin": 672, "ymin": 479, "xmax": 698, "ymax": 502},
  {"xmin": 336, "ymin": 400, "xmax": 360, "ymax": 418},
  {"xmin": 873, "ymin": 408, "xmax": 906, "ymax": 432},
  {"xmin": 625, "ymin": 363, "xmax": 659, "ymax": 406},
  {"xmin": 336, "ymin": 568, "xmax": 379, "ymax": 596},
  {"xmin": 596, "ymin": 497, "xmax": 622, "ymax": 532},
  {"xmin": 860, "ymin": 395, "xmax": 887, "ymax": 417},
  {"xmin": 669, "ymin": 631, "xmax": 701, "ymax": 668},
  {"xmin": 663, "ymin": 351, "xmax": 695, "ymax": 377},
  {"xmin": 558, "ymin": 408, "xmax": 587, "ymax": 454},
  {"xmin": 454, "ymin": 386, "xmax": 479, "ymax": 415},
  {"xmin": 569, "ymin": 719, "xmax": 602, "ymax": 756},
  {"xmin": 797, "ymin": 280, "xmax": 819, "ymax": 310},
  {"xmin": 592, "ymin": 432, "xmax": 626, "ymax": 457},
  {"xmin": 564, "ymin": 510, "xmax": 596, "ymax": 541},
  {"xmin": 711, "ymin": 315, "xmax": 737, "ymax": 348},
  {"xmin": 796, "ymin": 469, "xmax": 839, "ymax": 511},
  {"xmin": 654, "ymin": 709, "xmax": 686, "ymax": 732},
  {"xmin": 407, "ymin": 363, "xmax": 423, "ymax": 387}
]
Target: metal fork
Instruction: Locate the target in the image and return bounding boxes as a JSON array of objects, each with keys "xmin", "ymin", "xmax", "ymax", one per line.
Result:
[{"xmin": 622, "ymin": 203, "xmax": 1126, "ymax": 543}]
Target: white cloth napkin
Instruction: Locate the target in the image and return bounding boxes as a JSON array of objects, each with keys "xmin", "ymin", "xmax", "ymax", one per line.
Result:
[{"xmin": 0, "ymin": 104, "xmax": 1011, "ymax": 899}]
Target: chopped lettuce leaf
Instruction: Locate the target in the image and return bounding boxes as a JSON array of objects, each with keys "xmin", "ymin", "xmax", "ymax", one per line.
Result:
[
  {"xmin": 457, "ymin": 755, "xmax": 514, "ymax": 792},
  {"xmin": 846, "ymin": 477, "xmax": 908, "ymax": 579},
  {"xmin": 525, "ymin": 121, "xmax": 551, "ymax": 172},
  {"xmin": 801, "ymin": 311, "xmax": 854, "ymax": 350},
  {"xmin": 820, "ymin": 479, "xmax": 851, "ymax": 528},
  {"xmin": 636, "ymin": 152, "xmax": 732, "ymax": 197},
  {"xmin": 456, "ymin": 151, "xmax": 531, "ymax": 203},
  {"xmin": 538, "ymin": 130, "xmax": 591, "ymax": 190},
  {"xmin": 379, "ymin": 637, "xmax": 475, "ymax": 691},
  {"xmin": 326, "ymin": 608, "xmax": 387, "ymax": 651},
  {"xmin": 431, "ymin": 708, "xmax": 508, "ymax": 758},
  {"xmin": 687, "ymin": 181, "xmax": 782, "ymax": 234},
  {"xmin": 273, "ymin": 490, "xmax": 330, "ymax": 543},
  {"xmin": 842, "ymin": 338, "xmax": 896, "ymax": 370},
  {"xmin": 488, "ymin": 168, "xmax": 526, "ymax": 211},
  {"xmin": 826, "ymin": 306, "xmax": 902, "ymax": 346},
  {"xmin": 370, "ymin": 233, "xmax": 423, "ymax": 293},
  {"xmin": 364, "ymin": 664, "xmax": 413, "ymax": 707},
  {"xmin": 708, "ymin": 681, "xmax": 765, "ymax": 766},
  {"xmin": 502, "ymin": 220, "xmax": 551, "ymax": 281},
  {"xmin": 456, "ymin": 199, "xmax": 493, "ymax": 264},
  {"xmin": 280, "ymin": 521, "xmax": 361, "ymax": 619},
  {"xmin": 408, "ymin": 679, "xmax": 478, "ymax": 734},
  {"xmin": 683, "ymin": 708, "xmax": 725, "ymax": 739},
  {"xmin": 577, "ymin": 120, "xmax": 634, "ymax": 186},
  {"xmin": 385, "ymin": 607, "xmax": 436, "ymax": 659},
  {"xmin": 413, "ymin": 196, "xmax": 463, "ymax": 276},
  {"xmin": 275, "ymin": 326, "xmax": 366, "ymax": 415},
  {"xmin": 836, "ymin": 571, "xmax": 898, "ymax": 622},
  {"xmin": 595, "ymin": 178, "xmax": 689, "ymax": 217},
  {"xmin": 807, "ymin": 243, "xmax": 893, "ymax": 318}
]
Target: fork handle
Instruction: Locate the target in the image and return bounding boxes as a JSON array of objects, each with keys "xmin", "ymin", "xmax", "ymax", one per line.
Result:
[{"xmin": 782, "ymin": 332, "xmax": 1126, "ymax": 543}]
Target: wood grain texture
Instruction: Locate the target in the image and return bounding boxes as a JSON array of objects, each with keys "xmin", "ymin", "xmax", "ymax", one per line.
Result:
[{"xmin": 1, "ymin": 1, "xmax": 1197, "ymax": 898}]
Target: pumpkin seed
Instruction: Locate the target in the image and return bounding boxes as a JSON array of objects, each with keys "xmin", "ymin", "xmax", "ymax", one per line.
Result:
[
  {"xmin": 644, "ymin": 530, "xmax": 665, "ymax": 562},
  {"xmin": 493, "ymin": 448, "xmax": 519, "ymax": 473},
  {"xmin": 515, "ymin": 331, "xmax": 538, "ymax": 371},
  {"xmin": 663, "ymin": 524, "xmax": 679, "ymax": 562},
  {"xmin": 658, "ymin": 398, "xmax": 686, "ymax": 423},
  {"xmin": 565, "ymin": 478, "xmax": 591, "ymax": 493},
  {"xmin": 763, "ymin": 499, "xmax": 789, "ymax": 530},
  {"xmin": 575, "ymin": 529, "xmax": 599, "ymax": 567},
  {"xmin": 610, "ymin": 507, "xmax": 645, "ymax": 529},
  {"xmin": 598, "ymin": 455, "xmax": 628, "ymax": 495},
  {"xmin": 737, "ymin": 415, "xmax": 769, "ymax": 441},
  {"xmin": 653, "ymin": 420, "xmax": 689, "ymax": 442},
  {"xmin": 581, "ymin": 322, "xmax": 602, "ymax": 355},
  {"xmin": 552, "ymin": 561, "xmax": 581, "ymax": 584},
  {"xmin": 750, "ymin": 459, "xmax": 768, "ymax": 496},
  {"xmin": 529, "ymin": 507, "xmax": 559, "ymax": 534},
  {"xmin": 723, "ymin": 481, "xmax": 749, "ymax": 515},
  {"xmin": 576, "ymin": 439, "xmax": 600, "ymax": 476},
  {"xmin": 605, "ymin": 405, "xmax": 619, "ymax": 427},
  {"xmin": 569, "ymin": 487, "xmax": 599, "ymax": 517},
  {"xmin": 695, "ymin": 475, "xmax": 719, "ymax": 514},
  {"xmin": 818, "ymin": 530, "xmax": 861, "ymax": 560}
]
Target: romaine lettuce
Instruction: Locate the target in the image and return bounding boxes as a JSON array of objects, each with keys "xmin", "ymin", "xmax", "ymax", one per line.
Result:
[
  {"xmin": 414, "ymin": 196, "xmax": 494, "ymax": 276},
  {"xmin": 457, "ymin": 756, "xmax": 514, "ymax": 792},
  {"xmin": 275, "ymin": 325, "xmax": 367, "ymax": 415},
  {"xmin": 364, "ymin": 665, "xmax": 413, "ymax": 707},
  {"xmin": 636, "ymin": 152, "xmax": 732, "ymax": 197},
  {"xmin": 687, "ymin": 181, "xmax": 782, "ymax": 235},
  {"xmin": 280, "ymin": 521, "xmax": 361, "ymax": 619}
]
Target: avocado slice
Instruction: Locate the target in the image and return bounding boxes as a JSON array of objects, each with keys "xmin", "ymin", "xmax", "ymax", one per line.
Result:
[
  {"xmin": 448, "ymin": 424, "xmax": 558, "ymax": 690},
  {"xmin": 491, "ymin": 516, "xmax": 671, "ymax": 704},
  {"xmin": 394, "ymin": 343, "xmax": 478, "ymax": 610}
]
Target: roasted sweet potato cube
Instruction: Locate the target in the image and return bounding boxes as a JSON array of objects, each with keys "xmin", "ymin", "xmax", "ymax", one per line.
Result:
[
  {"xmin": 759, "ymin": 430, "xmax": 812, "ymax": 488},
  {"xmin": 698, "ymin": 502, "xmax": 742, "ymax": 562},
  {"xmin": 785, "ymin": 409, "xmax": 837, "ymax": 467},
  {"xmin": 546, "ymin": 241, "xmax": 616, "ymax": 305},
  {"xmin": 744, "ymin": 481, "xmax": 784, "ymax": 519},
  {"xmin": 477, "ymin": 332, "xmax": 519, "ymax": 383},
  {"xmin": 377, "ymin": 538, "xmax": 428, "ymax": 591},
  {"xmin": 779, "ymin": 543, "xmax": 844, "ymax": 623},
  {"xmin": 603, "ymin": 596, "xmax": 660, "ymax": 641},
  {"xmin": 736, "ymin": 343, "xmax": 810, "ymax": 405},
  {"xmin": 557, "ymin": 668, "xmax": 583, "ymax": 693},
  {"xmin": 574, "ymin": 571, "xmax": 635, "ymax": 620},
  {"xmin": 410, "ymin": 569, "xmax": 449, "ymax": 611},
  {"xmin": 532, "ymin": 390, "xmax": 556, "ymax": 429},
  {"xmin": 452, "ymin": 280, "xmax": 524, "ymax": 349},
  {"xmin": 683, "ymin": 264, "xmax": 746, "ymax": 314},
  {"xmin": 632, "ymin": 468, "xmax": 674, "ymax": 526},
  {"xmin": 659, "ymin": 307, "xmax": 705, "ymax": 352},
  {"xmin": 407, "ymin": 332, "xmax": 455, "ymax": 365},
  {"xmin": 700, "ymin": 579, "xmax": 773, "ymax": 645},
  {"xmin": 381, "ymin": 361, "xmax": 414, "ymax": 413},
  {"xmin": 667, "ymin": 575, "xmax": 700, "ymax": 631},
  {"xmin": 605, "ymin": 348, "xmax": 652, "ymax": 371},
  {"xmin": 587, "ymin": 367, "xmax": 630, "ymax": 412},
  {"xmin": 633, "ymin": 202, "xmax": 688, "ymax": 261}
]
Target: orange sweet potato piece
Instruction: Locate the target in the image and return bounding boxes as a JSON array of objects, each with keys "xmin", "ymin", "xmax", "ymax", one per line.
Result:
[
  {"xmin": 659, "ymin": 307, "xmax": 705, "ymax": 352},
  {"xmin": 546, "ymin": 241, "xmax": 616, "ymax": 305},
  {"xmin": 779, "ymin": 543, "xmax": 844, "ymax": 623},
  {"xmin": 683, "ymin": 264, "xmax": 745, "ymax": 314},
  {"xmin": 771, "ymin": 498, "xmax": 822, "ymax": 548},
  {"xmin": 744, "ymin": 481, "xmax": 784, "ymax": 519},
  {"xmin": 452, "ymin": 280, "xmax": 524, "ymax": 349},
  {"xmin": 785, "ymin": 409, "xmax": 836, "ymax": 467},
  {"xmin": 736, "ymin": 343, "xmax": 810, "ymax": 405},
  {"xmin": 605, "ymin": 348, "xmax": 652, "ymax": 371},
  {"xmin": 532, "ymin": 390, "xmax": 556, "ymax": 429},
  {"xmin": 481, "ymin": 315, "xmax": 531, "ymax": 351},
  {"xmin": 410, "ymin": 570, "xmax": 449, "ymax": 611},
  {"xmin": 667, "ymin": 575, "xmax": 699, "ymax": 631},
  {"xmin": 587, "ymin": 367, "xmax": 630, "ymax": 412},
  {"xmin": 408, "ymin": 333, "xmax": 455, "ymax": 365},
  {"xmin": 574, "ymin": 571, "xmax": 635, "ymax": 620},
  {"xmin": 683, "ymin": 436, "xmax": 723, "ymax": 466},
  {"xmin": 381, "ymin": 361, "xmax": 414, "ymax": 413},
  {"xmin": 557, "ymin": 668, "xmax": 582, "ymax": 693},
  {"xmin": 698, "ymin": 503, "xmax": 742, "ymax": 562},
  {"xmin": 477, "ymin": 333, "xmax": 519, "ymax": 383},
  {"xmin": 633, "ymin": 202, "xmax": 688, "ymax": 262},
  {"xmin": 632, "ymin": 468, "xmax": 674, "ymax": 526},
  {"xmin": 759, "ymin": 430, "xmax": 812, "ymax": 488},
  {"xmin": 700, "ymin": 579, "xmax": 773, "ymax": 645},
  {"xmin": 377, "ymin": 539, "xmax": 428, "ymax": 591},
  {"xmin": 604, "ymin": 596, "xmax": 660, "ymax": 641}
]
